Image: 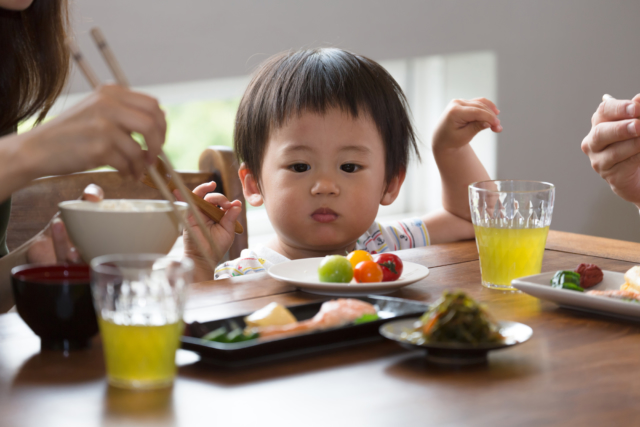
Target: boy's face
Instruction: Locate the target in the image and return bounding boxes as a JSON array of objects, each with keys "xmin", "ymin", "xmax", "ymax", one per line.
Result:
[{"xmin": 244, "ymin": 108, "xmax": 403, "ymax": 254}]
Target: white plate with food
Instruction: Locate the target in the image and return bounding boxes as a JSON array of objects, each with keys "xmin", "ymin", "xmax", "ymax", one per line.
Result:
[
  {"xmin": 268, "ymin": 257, "xmax": 429, "ymax": 296},
  {"xmin": 512, "ymin": 266, "xmax": 640, "ymax": 320}
]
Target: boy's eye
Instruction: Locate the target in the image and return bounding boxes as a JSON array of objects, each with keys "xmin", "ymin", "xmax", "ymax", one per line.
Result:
[
  {"xmin": 290, "ymin": 163, "xmax": 310, "ymax": 173},
  {"xmin": 340, "ymin": 163, "xmax": 360, "ymax": 173}
]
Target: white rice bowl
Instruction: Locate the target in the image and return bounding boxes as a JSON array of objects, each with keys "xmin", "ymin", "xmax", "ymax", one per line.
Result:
[{"xmin": 59, "ymin": 199, "xmax": 188, "ymax": 262}]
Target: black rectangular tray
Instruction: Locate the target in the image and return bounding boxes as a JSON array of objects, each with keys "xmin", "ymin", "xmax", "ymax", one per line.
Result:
[{"xmin": 181, "ymin": 295, "xmax": 428, "ymax": 368}]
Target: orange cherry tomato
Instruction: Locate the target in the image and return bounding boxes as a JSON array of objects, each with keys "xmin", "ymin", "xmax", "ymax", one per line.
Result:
[
  {"xmin": 354, "ymin": 260, "xmax": 383, "ymax": 283},
  {"xmin": 347, "ymin": 250, "xmax": 373, "ymax": 269}
]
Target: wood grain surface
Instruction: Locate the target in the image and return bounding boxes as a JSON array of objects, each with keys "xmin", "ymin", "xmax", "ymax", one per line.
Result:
[{"xmin": 2, "ymin": 231, "xmax": 640, "ymax": 427}]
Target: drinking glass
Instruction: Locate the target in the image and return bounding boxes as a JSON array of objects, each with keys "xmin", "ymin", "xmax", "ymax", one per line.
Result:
[
  {"xmin": 90, "ymin": 254, "xmax": 193, "ymax": 389},
  {"xmin": 469, "ymin": 180, "xmax": 555, "ymax": 291}
]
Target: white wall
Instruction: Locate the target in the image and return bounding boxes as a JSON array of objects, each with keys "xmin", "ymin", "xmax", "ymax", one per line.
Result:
[{"xmin": 66, "ymin": 0, "xmax": 640, "ymax": 241}]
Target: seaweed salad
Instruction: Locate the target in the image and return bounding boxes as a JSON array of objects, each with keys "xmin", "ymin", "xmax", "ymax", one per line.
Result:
[{"xmin": 402, "ymin": 290, "xmax": 504, "ymax": 345}]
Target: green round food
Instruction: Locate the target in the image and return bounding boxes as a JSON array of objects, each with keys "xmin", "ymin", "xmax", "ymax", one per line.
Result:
[{"xmin": 318, "ymin": 255, "xmax": 354, "ymax": 283}]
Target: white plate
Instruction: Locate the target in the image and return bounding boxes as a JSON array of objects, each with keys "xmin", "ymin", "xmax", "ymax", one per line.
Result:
[
  {"xmin": 512, "ymin": 270, "xmax": 640, "ymax": 320},
  {"xmin": 267, "ymin": 258, "xmax": 430, "ymax": 296}
]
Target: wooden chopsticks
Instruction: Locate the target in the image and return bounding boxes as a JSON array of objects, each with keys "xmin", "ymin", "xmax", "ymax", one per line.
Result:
[{"xmin": 67, "ymin": 30, "xmax": 219, "ymax": 273}]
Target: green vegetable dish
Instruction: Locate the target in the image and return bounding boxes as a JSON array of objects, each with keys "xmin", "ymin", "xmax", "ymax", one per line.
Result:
[
  {"xmin": 401, "ymin": 290, "xmax": 504, "ymax": 345},
  {"xmin": 550, "ymin": 270, "xmax": 584, "ymax": 292}
]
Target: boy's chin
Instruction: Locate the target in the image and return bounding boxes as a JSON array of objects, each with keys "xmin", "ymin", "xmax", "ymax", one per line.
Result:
[{"xmin": 298, "ymin": 233, "xmax": 358, "ymax": 251}]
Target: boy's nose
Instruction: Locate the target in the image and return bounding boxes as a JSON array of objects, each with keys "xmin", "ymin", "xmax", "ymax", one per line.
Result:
[{"xmin": 311, "ymin": 178, "xmax": 340, "ymax": 196}]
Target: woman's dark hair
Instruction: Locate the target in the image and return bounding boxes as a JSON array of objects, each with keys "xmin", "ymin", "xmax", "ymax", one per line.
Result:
[
  {"xmin": 234, "ymin": 48, "xmax": 420, "ymax": 187},
  {"xmin": 0, "ymin": 0, "xmax": 70, "ymax": 132}
]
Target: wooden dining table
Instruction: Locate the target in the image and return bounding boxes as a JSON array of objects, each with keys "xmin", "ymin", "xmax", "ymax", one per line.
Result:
[{"xmin": 2, "ymin": 230, "xmax": 640, "ymax": 427}]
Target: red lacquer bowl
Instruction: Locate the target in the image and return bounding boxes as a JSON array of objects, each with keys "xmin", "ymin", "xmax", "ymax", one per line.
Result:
[{"xmin": 11, "ymin": 264, "xmax": 98, "ymax": 351}]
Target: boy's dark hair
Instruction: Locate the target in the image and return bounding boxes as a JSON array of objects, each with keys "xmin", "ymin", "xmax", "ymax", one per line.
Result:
[{"xmin": 234, "ymin": 48, "xmax": 420, "ymax": 187}]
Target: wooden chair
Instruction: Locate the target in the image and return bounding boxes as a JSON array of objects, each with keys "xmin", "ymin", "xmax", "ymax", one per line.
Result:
[{"xmin": 6, "ymin": 146, "xmax": 248, "ymax": 261}]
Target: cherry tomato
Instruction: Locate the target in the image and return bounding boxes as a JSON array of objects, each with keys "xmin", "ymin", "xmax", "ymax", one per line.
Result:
[
  {"xmin": 373, "ymin": 253, "xmax": 403, "ymax": 282},
  {"xmin": 318, "ymin": 255, "xmax": 353, "ymax": 283},
  {"xmin": 354, "ymin": 260, "xmax": 383, "ymax": 283},
  {"xmin": 347, "ymin": 250, "xmax": 373, "ymax": 269}
]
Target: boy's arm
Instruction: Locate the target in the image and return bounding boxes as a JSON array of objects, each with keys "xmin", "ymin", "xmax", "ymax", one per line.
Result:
[{"xmin": 423, "ymin": 98, "xmax": 502, "ymax": 243}]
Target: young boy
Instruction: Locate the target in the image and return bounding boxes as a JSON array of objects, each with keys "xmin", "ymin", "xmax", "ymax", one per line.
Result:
[{"xmin": 179, "ymin": 48, "xmax": 501, "ymax": 281}]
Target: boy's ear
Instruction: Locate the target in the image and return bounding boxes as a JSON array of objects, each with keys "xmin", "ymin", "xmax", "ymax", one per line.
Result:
[
  {"xmin": 239, "ymin": 163, "xmax": 264, "ymax": 207},
  {"xmin": 380, "ymin": 169, "xmax": 406, "ymax": 206}
]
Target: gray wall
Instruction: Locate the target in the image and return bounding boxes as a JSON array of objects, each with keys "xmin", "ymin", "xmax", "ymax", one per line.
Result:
[{"xmin": 68, "ymin": 0, "xmax": 640, "ymax": 241}]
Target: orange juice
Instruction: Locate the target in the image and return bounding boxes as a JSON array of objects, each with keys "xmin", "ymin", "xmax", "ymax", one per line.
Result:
[
  {"xmin": 99, "ymin": 317, "xmax": 183, "ymax": 389},
  {"xmin": 474, "ymin": 225, "xmax": 549, "ymax": 290}
]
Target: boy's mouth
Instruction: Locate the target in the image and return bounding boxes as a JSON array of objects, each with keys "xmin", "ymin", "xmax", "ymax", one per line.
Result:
[{"xmin": 311, "ymin": 208, "xmax": 338, "ymax": 223}]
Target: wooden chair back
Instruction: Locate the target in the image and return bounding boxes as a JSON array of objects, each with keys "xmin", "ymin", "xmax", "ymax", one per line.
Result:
[{"xmin": 7, "ymin": 146, "xmax": 248, "ymax": 262}]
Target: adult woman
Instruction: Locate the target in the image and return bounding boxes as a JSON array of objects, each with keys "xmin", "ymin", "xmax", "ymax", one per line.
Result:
[{"xmin": 0, "ymin": 0, "xmax": 167, "ymax": 312}]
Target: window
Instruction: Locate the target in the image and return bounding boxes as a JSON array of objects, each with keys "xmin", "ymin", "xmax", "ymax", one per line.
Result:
[{"xmin": 44, "ymin": 51, "xmax": 496, "ymax": 248}]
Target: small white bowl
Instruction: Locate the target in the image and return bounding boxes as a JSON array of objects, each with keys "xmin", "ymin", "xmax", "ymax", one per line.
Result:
[{"xmin": 59, "ymin": 199, "xmax": 188, "ymax": 262}]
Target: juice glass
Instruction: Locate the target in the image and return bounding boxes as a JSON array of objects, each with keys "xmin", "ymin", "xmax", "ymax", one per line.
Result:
[
  {"xmin": 90, "ymin": 254, "xmax": 193, "ymax": 389},
  {"xmin": 469, "ymin": 180, "xmax": 555, "ymax": 291}
]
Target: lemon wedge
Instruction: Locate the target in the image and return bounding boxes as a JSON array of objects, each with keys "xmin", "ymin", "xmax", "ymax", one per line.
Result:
[{"xmin": 244, "ymin": 302, "xmax": 297, "ymax": 328}]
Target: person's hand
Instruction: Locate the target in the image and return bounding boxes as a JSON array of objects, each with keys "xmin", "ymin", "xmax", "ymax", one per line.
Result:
[
  {"xmin": 26, "ymin": 184, "xmax": 104, "ymax": 264},
  {"xmin": 581, "ymin": 94, "xmax": 640, "ymax": 207},
  {"xmin": 173, "ymin": 182, "xmax": 243, "ymax": 281},
  {"xmin": 432, "ymin": 98, "xmax": 502, "ymax": 152},
  {"xmin": 20, "ymin": 84, "xmax": 166, "ymax": 180}
]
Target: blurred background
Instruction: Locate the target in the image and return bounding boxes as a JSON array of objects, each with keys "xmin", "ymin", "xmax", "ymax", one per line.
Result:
[{"xmin": 39, "ymin": 0, "xmax": 640, "ymax": 245}]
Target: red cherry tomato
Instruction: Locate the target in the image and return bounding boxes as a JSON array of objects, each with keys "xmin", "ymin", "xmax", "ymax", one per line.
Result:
[
  {"xmin": 373, "ymin": 253, "xmax": 403, "ymax": 282},
  {"xmin": 354, "ymin": 260, "xmax": 383, "ymax": 283}
]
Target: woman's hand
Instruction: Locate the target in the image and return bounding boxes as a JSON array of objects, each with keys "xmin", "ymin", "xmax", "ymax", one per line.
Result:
[
  {"xmin": 19, "ymin": 84, "xmax": 166, "ymax": 180},
  {"xmin": 173, "ymin": 182, "xmax": 243, "ymax": 282},
  {"xmin": 432, "ymin": 98, "xmax": 502, "ymax": 152},
  {"xmin": 26, "ymin": 184, "xmax": 104, "ymax": 264},
  {"xmin": 581, "ymin": 94, "xmax": 640, "ymax": 207}
]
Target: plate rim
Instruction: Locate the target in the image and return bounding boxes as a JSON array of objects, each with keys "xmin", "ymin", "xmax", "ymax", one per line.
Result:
[
  {"xmin": 267, "ymin": 257, "xmax": 429, "ymax": 291},
  {"xmin": 379, "ymin": 317, "xmax": 533, "ymax": 351}
]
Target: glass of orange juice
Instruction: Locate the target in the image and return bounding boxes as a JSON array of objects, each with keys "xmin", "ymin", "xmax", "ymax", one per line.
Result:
[
  {"xmin": 90, "ymin": 254, "xmax": 193, "ymax": 389},
  {"xmin": 469, "ymin": 180, "xmax": 555, "ymax": 291}
]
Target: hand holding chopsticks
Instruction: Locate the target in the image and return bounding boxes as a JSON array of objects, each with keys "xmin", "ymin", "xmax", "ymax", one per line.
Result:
[{"xmin": 68, "ymin": 27, "xmax": 243, "ymax": 275}]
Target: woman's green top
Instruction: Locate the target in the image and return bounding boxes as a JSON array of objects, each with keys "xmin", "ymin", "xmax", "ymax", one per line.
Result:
[{"xmin": 0, "ymin": 126, "xmax": 15, "ymax": 257}]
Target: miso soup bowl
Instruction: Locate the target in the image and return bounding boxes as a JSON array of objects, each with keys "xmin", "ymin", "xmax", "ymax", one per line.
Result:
[
  {"xmin": 59, "ymin": 199, "xmax": 188, "ymax": 263},
  {"xmin": 11, "ymin": 264, "xmax": 98, "ymax": 351}
]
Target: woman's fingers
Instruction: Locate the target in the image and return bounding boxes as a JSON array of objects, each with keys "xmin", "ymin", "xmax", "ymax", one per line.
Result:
[
  {"xmin": 583, "ymin": 120, "xmax": 639, "ymax": 154},
  {"xmin": 82, "ymin": 184, "xmax": 104, "ymax": 202},
  {"xmin": 50, "ymin": 218, "xmax": 81, "ymax": 263},
  {"xmin": 589, "ymin": 137, "xmax": 640, "ymax": 173},
  {"xmin": 99, "ymin": 85, "xmax": 166, "ymax": 161},
  {"xmin": 26, "ymin": 235, "xmax": 56, "ymax": 265},
  {"xmin": 593, "ymin": 97, "xmax": 640, "ymax": 125},
  {"xmin": 108, "ymin": 128, "xmax": 148, "ymax": 178}
]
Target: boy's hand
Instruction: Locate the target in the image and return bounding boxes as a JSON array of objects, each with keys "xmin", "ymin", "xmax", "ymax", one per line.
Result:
[
  {"xmin": 173, "ymin": 182, "xmax": 243, "ymax": 281},
  {"xmin": 433, "ymin": 98, "xmax": 502, "ymax": 151}
]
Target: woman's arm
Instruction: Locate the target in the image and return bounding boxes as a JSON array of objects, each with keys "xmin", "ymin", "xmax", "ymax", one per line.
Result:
[
  {"xmin": 0, "ymin": 235, "xmax": 30, "ymax": 313},
  {"xmin": 0, "ymin": 84, "xmax": 167, "ymax": 204},
  {"xmin": 0, "ymin": 133, "xmax": 39, "ymax": 203}
]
